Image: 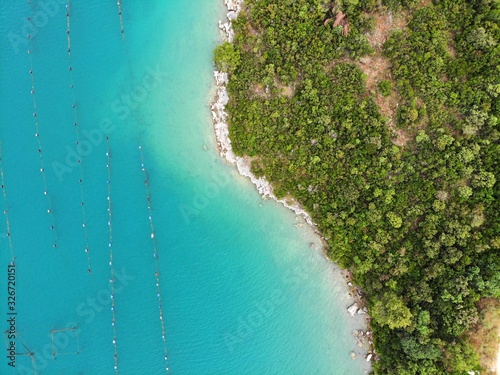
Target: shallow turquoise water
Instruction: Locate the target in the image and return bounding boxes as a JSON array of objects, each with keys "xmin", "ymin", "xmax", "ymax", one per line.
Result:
[{"xmin": 0, "ymin": 1, "xmax": 370, "ymax": 374}]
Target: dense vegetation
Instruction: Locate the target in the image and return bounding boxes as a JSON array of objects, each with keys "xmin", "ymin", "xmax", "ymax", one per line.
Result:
[{"xmin": 215, "ymin": 0, "xmax": 500, "ymax": 373}]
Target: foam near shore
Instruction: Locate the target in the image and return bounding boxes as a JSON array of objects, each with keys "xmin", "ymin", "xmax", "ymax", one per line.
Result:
[{"xmin": 211, "ymin": 0, "xmax": 315, "ymax": 228}]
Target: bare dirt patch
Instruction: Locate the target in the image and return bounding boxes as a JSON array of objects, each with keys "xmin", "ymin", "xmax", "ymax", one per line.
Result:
[
  {"xmin": 249, "ymin": 83, "xmax": 269, "ymax": 99},
  {"xmin": 357, "ymin": 10, "xmax": 410, "ymax": 146},
  {"xmin": 417, "ymin": 0, "xmax": 432, "ymax": 9},
  {"xmin": 276, "ymin": 81, "xmax": 295, "ymax": 98},
  {"xmin": 247, "ymin": 23, "xmax": 260, "ymax": 37},
  {"xmin": 366, "ymin": 11, "xmax": 408, "ymax": 49},
  {"xmin": 250, "ymin": 79, "xmax": 296, "ymax": 100},
  {"xmin": 447, "ymin": 42, "xmax": 456, "ymax": 58},
  {"xmin": 447, "ymin": 31, "xmax": 457, "ymax": 59},
  {"xmin": 467, "ymin": 298, "xmax": 500, "ymax": 374},
  {"xmin": 359, "ymin": 55, "xmax": 390, "ymax": 92},
  {"xmin": 390, "ymin": 126, "xmax": 411, "ymax": 147}
]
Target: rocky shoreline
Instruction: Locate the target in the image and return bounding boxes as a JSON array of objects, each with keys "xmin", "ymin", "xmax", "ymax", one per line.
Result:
[
  {"xmin": 211, "ymin": 0, "xmax": 316, "ymax": 229},
  {"xmin": 211, "ymin": 0, "xmax": 375, "ymax": 364}
]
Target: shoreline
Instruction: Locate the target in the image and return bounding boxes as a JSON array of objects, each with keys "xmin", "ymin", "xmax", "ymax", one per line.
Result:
[
  {"xmin": 210, "ymin": 71, "xmax": 316, "ymax": 229},
  {"xmin": 211, "ymin": 0, "xmax": 375, "ymax": 366},
  {"xmin": 210, "ymin": 1, "xmax": 500, "ymax": 373},
  {"xmin": 211, "ymin": 0, "xmax": 316, "ymax": 229}
]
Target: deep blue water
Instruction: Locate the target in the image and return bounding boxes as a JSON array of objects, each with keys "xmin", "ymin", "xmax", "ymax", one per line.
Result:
[{"xmin": 0, "ymin": 1, "xmax": 370, "ymax": 374}]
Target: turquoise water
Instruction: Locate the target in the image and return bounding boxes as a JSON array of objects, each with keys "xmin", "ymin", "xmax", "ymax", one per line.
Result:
[{"xmin": 0, "ymin": 1, "xmax": 370, "ymax": 374}]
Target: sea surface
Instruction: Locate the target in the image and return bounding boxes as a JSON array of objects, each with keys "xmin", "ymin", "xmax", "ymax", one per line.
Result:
[{"xmin": 0, "ymin": 1, "xmax": 370, "ymax": 374}]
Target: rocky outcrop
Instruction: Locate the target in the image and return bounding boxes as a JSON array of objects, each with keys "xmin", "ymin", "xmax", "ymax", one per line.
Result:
[{"xmin": 218, "ymin": 0, "xmax": 242, "ymax": 42}]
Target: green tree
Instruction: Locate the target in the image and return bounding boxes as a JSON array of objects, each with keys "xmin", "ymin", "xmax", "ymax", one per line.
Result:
[
  {"xmin": 387, "ymin": 212, "xmax": 403, "ymax": 228},
  {"xmin": 458, "ymin": 186, "xmax": 473, "ymax": 199},
  {"xmin": 472, "ymin": 171, "xmax": 496, "ymax": 189},
  {"xmin": 378, "ymin": 80, "xmax": 392, "ymax": 97},
  {"xmin": 371, "ymin": 292, "xmax": 413, "ymax": 329},
  {"xmin": 213, "ymin": 42, "xmax": 241, "ymax": 72},
  {"xmin": 401, "ymin": 336, "xmax": 441, "ymax": 361}
]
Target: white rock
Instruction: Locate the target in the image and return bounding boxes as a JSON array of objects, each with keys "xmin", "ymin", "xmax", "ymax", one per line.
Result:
[
  {"xmin": 366, "ymin": 353, "xmax": 373, "ymax": 362},
  {"xmin": 214, "ymin": 71, "xmax": 228, "ymax": 86},
  {"xmin": 227, "ymin": 11, "xmax": 238, "ymax": 21},
  {"xmin": 225, "ymin": 0, "xmax": 241, "ymax": 12},
  {"xmin": 347, "ymin": 303, "xmax": 359, "ymax": 316}
]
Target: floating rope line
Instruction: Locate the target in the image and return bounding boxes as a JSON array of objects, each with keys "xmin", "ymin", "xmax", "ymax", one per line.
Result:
[
  {"xmin": 115, "ymin": 7, "xmax": 169, "ymax": 370},
  {"xmin": 3, "ymin": 333, "xmax": 37, "ymax": 374},
  {"xmin": 106, "ymin": 136, "xmax": 119, "ymax": 375},
  {"xmin": 65, "ymin": 1, "xmax": 92, "ymax": 274},
  {"xmin": 27, "ymin": 27, "xmax": 58, "ymax": 248},
  {"xmin": 138, "ymin": 146, "xmax": 170, "ymax": 374},
  {"xmin": 0, "ymin": 144, "xmax": 15, "ymax": 264},
  {"xmin": 116, "ymin": 1, "xmax": 125, "ymax": 38},
  {"xmin": 50, "ymin": 326, "xmax": 80, "ymax": 358},
  {"xmin": 16, "ymin": 343, "xmax": 37, "ymax": 375},
  {"xmin": 66, "ymin": 2, "xmax": 71, "ymax": 55}
]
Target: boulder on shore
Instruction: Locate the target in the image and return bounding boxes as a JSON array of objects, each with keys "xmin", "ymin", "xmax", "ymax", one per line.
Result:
[{"xmin": 347, "ymin": 302, "xmax": 359, "ymax": 316}]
